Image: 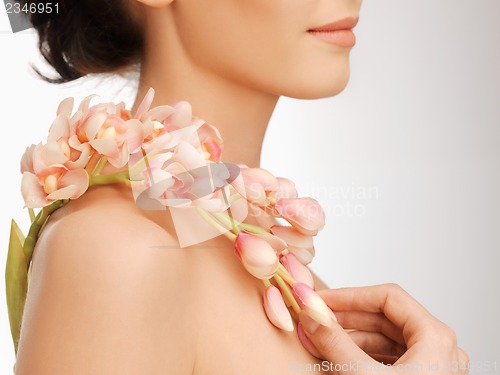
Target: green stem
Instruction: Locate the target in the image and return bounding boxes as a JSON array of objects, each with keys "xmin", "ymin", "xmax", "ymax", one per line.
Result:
[
  {"xmin": 211, "ymin": 211, "xmax": 271, "ymax": 236},
  {"xmin": 211, "ymin": 211, "xmax": 240, "ymax": 235},
  {"xmin": 195, "ymin": 207, "xmax": 237, "ymax": 242},
  {"xmin": 22, "ymin": 200, "xmax": 68, "ymax": 267},
  {"xmin": 91, "ymin": 156, "xmax": 108, "ymax": 176},
  {"xmin": 274, "ymin": 274, "xmax": 301, "ymax": 314},
  {"xmin": 89, "ymin": 170, "xmax": 129, "ymax": 187},
  {"xmin": 262, "ymin": 279, "xmax": 272, "ymax": 288},
  {"xmin": 277, "ymin": 264, "xmax": 296, "ymax": 286},
  {"xmin": 27, "ymin": 208, "xmax": 35, "ymax": 223}
]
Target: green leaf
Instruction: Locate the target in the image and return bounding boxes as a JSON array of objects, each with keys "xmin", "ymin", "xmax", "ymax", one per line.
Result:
[{"xmin": 5, "ymin": 219, "xmax": 28, "ymax": 356}]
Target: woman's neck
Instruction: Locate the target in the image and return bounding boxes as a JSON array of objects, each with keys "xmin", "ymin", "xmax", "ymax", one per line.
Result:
[{"xmin": 133, "ymin": 38, "xmax": 280, "ymax": 168}]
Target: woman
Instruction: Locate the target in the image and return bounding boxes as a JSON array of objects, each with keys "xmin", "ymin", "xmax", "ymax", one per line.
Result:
[{"xmin": 13, "ymin": 0, "xmax": 469, "ymax": 374}]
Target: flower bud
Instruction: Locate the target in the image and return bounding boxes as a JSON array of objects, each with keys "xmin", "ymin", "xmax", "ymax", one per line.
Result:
[
  {"xmin": 234, "ymin": 230, "xmax": 279, "ymax": 279},
  {"xmin": 270, "ymin": 225, "xmax": 315, "ymax": 265},
  {"xmin": 268, "ymin": 177, "xmax": 298, "ymax": 202},
  {"xmin": 280, "ymin": 253, "xmax": 314, "ymax": 288},
  {"xmin": 292, "ymin": 283, "xmax": 332, "ymax": 328},
  {"xmin": 274, "ymin": 198, "xmax": 325, "ymax": 236},
  {"xmin": 263, "ymin": 285, "xmax": 294, "ymax": 332}
]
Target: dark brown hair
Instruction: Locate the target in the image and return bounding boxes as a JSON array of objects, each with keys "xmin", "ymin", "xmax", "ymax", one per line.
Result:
[{"xmin": 21, "ymin": 0, "xmax": 144, "ymax": 83}]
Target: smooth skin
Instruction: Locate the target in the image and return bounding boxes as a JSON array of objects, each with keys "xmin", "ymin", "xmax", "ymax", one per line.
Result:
[{"xmin": 14, "ymin": 0, "xmax": 469, "ymax": 373}]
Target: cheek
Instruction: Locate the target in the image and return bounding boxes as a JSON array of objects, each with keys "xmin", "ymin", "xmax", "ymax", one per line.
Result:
[{"xmin": 173, "ymin": 0, "xmax": 352, "ymax": 99}]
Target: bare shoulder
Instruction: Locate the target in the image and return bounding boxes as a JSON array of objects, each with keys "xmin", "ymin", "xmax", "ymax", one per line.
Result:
[{"xmin": 15, "ymin": 187, "xmax": 196, "ymax": 374}]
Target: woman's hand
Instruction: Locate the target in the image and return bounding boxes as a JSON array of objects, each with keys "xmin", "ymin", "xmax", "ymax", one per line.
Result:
[{"xmin": 297, "ymin": 283, "xmax": 469, "ymax": 374}]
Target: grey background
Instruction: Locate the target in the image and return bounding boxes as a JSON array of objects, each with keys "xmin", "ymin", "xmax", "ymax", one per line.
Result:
[{"xmin": 1, "ymin": 0, "xmax": 499, "ymax": 372}]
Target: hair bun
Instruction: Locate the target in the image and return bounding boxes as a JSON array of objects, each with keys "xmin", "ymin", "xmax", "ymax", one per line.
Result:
[{"xmin": 22, "ymin": 0, "xmax": 143, "ymax": 83}]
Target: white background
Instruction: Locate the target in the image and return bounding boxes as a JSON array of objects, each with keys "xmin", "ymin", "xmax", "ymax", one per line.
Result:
[{"xmin": 1, "ymin": 1, "xmax": 499, "ymax": 373}]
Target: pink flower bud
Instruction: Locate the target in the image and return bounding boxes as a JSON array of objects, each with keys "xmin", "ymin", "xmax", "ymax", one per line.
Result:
[
  {"xmin": 270, "ymin": 225, "xmax": 315, "ymax": 265},
  {"xmin": 274, "ymin": 198, "xmax": 325, "ymax": 236},
  {"xmin": 280, "ymin": 253, "xmax": 314, "ymax": 288},
  {"xmin": 268, "ymin": 177, "xmax": 298, "ymax": 202},
  {"xmin": 263, "ymin": 285, "xmax": 294, "ymax": 332},
  {"xmin": 234, "ymin": 231, "xmax": 279, "ymax": 279},
  {"xmin": 292, "ymin": 283, "xmax": 332, "ymax": 328},
  {"xmin": 252, "ymin": 232, "xmax": 287, "ymax": 254}
]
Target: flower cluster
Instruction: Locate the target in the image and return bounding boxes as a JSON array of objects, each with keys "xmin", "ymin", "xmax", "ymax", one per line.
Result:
[
  {"xmin": 20, "ymin": 89, "xmax": 224, "ymax": 209},
  {"xmin": 7, "ymin": 89, "xmax": 334, "ymax": 359}
]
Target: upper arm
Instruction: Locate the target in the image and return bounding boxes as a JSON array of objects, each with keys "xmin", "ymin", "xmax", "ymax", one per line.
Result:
[{"xmin": 15, "ymin": 207, "xmax": 195, "ymax": 374}]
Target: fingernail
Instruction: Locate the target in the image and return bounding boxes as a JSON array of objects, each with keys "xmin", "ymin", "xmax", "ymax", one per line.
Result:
[
  {"xmin": 292, "ymin": 283, "xmax": 332, "ymax": 328},
  {"xmin": 329, "ymin": 309, "xmax": 338, "ymax": 323},
  {"xmin": 299, "ymin": 311, "xmax": 320, "ymax": 334},
  {"xmin": 297, "ymin": 322, "xmax": 323, "ymax": 359}
]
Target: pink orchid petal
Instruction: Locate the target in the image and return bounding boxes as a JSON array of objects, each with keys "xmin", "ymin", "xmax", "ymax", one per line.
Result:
[
  {"xmin": 32, "ymin": 142, "xmax": 68, "ymax": 173},
  {"xmin": 20, "ymin": 144, "xmax": 36, "ymax": 174},
  {"xmin": 68, "ymin": 134, "xmax": 83, "ymax": 151},
  {"xmin": 85, "ymin": 112, "xmax": 108, "ymax": 141},
  {"xmin": 241, "ymin": 168, "xmax": 280, "ymax": 191},
  {"xmin": 107, "ymin": 144, "xmax": 130, "ymax": 169},
  {"xmin": 89, "ymin": 139, "xmax": 119, "ymax": 158},
  {"xmin": 70, "ymin": 110, "xmax": 83, "ymax": 129},
  {"xmin": 263, "ymin": 285, "xmax": 294, "ymax": 332},
  {"xmin": 203, "ymin": 137, "xmax": 222, "ymax": 162},
  {"xmin": 48, "ymin": 169, "xmax": 89, "ymax": 200},
  {"xmin": 134, "ymin": 87, "xmax": 155, "ymax": 119},
  {"xmin": 147, "ymin": 152, "xmax": 175, "ymax": 170},
  {"xmin": 125, "ymin": 119, "xmax": 145, "ymax": 153},
  {"xmin": 143, "ymin": 132, "xmax": 176, "ymax": 153},
  {"xmin": 21, "ymin": 172, "xmax": 51, "ymax": 208},
  {"xmin": 196, "ymin": 122, "xmax": 222, "ymax": 143},
  {"xmin": 78, "ymin": 94, "xmax": 97, "ymax": 113},
  {"xmin": 48, "ymin": 114, "xmax": 70, "ymax": 142},
  {"xmin": 146, "ymin": 169, "xmax": 175, "ymax": 198},
  {"xmin": 56, "ymin": 97, "xmax": 74, "ymax": 117},
  {"xmin": 42, "ymin": 142, "xmax": 69, "ymax": 165},
  {"xmin": 46, "ymin": 185, "xmax": 79, "ymax": 201},
  {"xmin": 235, "ymin": 168, "xmax": 280, "ymax": 206},
  {"xmin": 66, "ymin": 144, "xmax": 91, "ymax": 169},
  {"xmin": 142, "ymin": 105, "xmax": 176, "ymax": 123},
  {"xmin": 142, "ymin": 119, "xmax": 155, "ymax": 137},
  {"xmin": 171, "ymin": 101, "xmax": 192, "ymax": 128},
  {"xmin": 174, "ymin": 141, "xmax": 206, "ymax": 171}
]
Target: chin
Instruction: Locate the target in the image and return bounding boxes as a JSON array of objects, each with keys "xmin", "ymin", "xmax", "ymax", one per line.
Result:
[{"xmin": 277, "ymin": 62, "xmax": 351, "ymax": 100}]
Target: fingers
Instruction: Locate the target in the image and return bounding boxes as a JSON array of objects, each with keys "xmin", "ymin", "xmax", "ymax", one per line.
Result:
[
  {"xmin": 317, "ymin": 284, "xmax": 437, "ymax": 343},
  {"xmin": 348, "ymin": 330, "xmax": 407, "ymax": 358},
  {"xmin": 298, "ymin": 311, "xmax": 379, "ymax": 371},
  {"xmin": 335, "ymin": 311, "xmax": 405, "ymax": 346},
  {"xmin": 297, "ymin": 322, "xmax": 323, "ymax": 359}
]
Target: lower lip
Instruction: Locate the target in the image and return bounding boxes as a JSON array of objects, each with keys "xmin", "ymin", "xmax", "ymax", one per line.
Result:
[{"xmin": 307, "ymin": 29, "xmax": 356, "ymax": 48}]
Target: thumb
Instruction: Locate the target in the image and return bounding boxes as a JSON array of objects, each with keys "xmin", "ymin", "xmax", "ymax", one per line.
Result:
[{"xmin": 298, "ymin": 311, "xmax": 377, "ymax": 373}]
